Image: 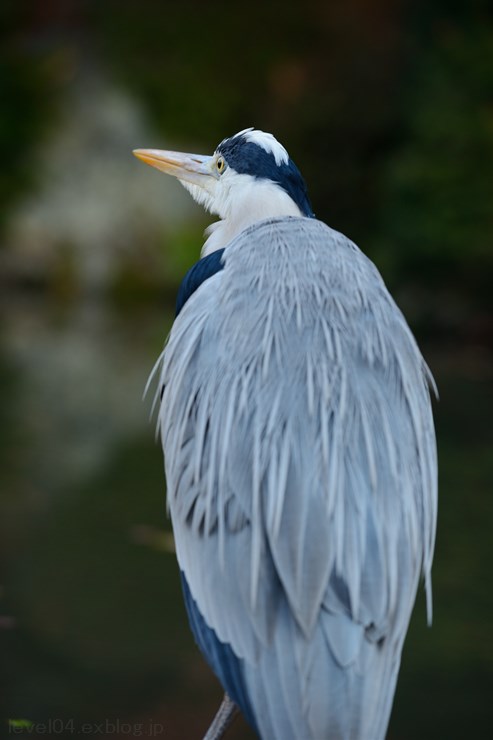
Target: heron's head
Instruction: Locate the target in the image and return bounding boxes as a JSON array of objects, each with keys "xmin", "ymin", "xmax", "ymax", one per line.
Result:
[{"xmin": 133, "ymin": 128, "xmax": 314, "ymax": 255}]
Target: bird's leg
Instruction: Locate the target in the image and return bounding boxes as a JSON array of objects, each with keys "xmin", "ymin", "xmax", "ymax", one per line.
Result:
[{"xmin": 202, "ymin": 693, "xmax": 239, "ymax": 740}]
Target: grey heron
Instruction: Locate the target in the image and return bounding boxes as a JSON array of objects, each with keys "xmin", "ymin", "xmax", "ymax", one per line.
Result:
[{"xmin": 133, "ymin": 128, "xmax": 437, "ymax": 740}]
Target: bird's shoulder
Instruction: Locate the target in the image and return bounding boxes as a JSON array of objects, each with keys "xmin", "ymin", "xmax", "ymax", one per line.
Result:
[
  {"xmin": 175, "ymin": 247, "xmax": 226, "ymax": 317},
  {"xmin": 174, "ymin": 216, "xmax": 389, "ymax": 337}
]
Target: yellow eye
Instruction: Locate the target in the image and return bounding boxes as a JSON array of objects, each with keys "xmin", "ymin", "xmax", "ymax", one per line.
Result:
[{"xmin": 217, "ymin": 156, "xmax": 226, "ymax": 174}]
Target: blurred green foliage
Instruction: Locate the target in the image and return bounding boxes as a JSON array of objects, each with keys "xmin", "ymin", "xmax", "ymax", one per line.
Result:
[
  {"xmin": 0, "ymin": 3, "xmax": 61, "ymax": 229},
  {"xmin": 374, "ymin": 22, "xmax": 493, "ymax": 289}
]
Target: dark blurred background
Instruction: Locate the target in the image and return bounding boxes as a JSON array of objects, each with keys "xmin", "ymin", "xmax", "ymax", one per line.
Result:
[{"xmin": 0, "ymin": 1, "xmax": 492, "ymax": 738}]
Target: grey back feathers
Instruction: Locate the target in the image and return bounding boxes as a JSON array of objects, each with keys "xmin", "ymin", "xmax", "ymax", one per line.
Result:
[{"xmin": 153, "ymin": 217, "xmax": 437, "ymax": 740}]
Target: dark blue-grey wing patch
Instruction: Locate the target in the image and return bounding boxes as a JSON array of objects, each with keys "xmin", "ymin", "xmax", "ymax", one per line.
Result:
[
  {"xmin": 180, "ymin": 571, "xmax": 258, "ymax": 735},
  {"xmin": 175, "ymin": 248, "xmax": 226, "ymax": 317}
]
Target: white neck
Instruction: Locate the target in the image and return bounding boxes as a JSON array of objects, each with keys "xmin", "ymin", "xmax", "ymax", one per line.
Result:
[{"xmin": 199, "ymin": 176, "xmax": 303, "ymax": 257}]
